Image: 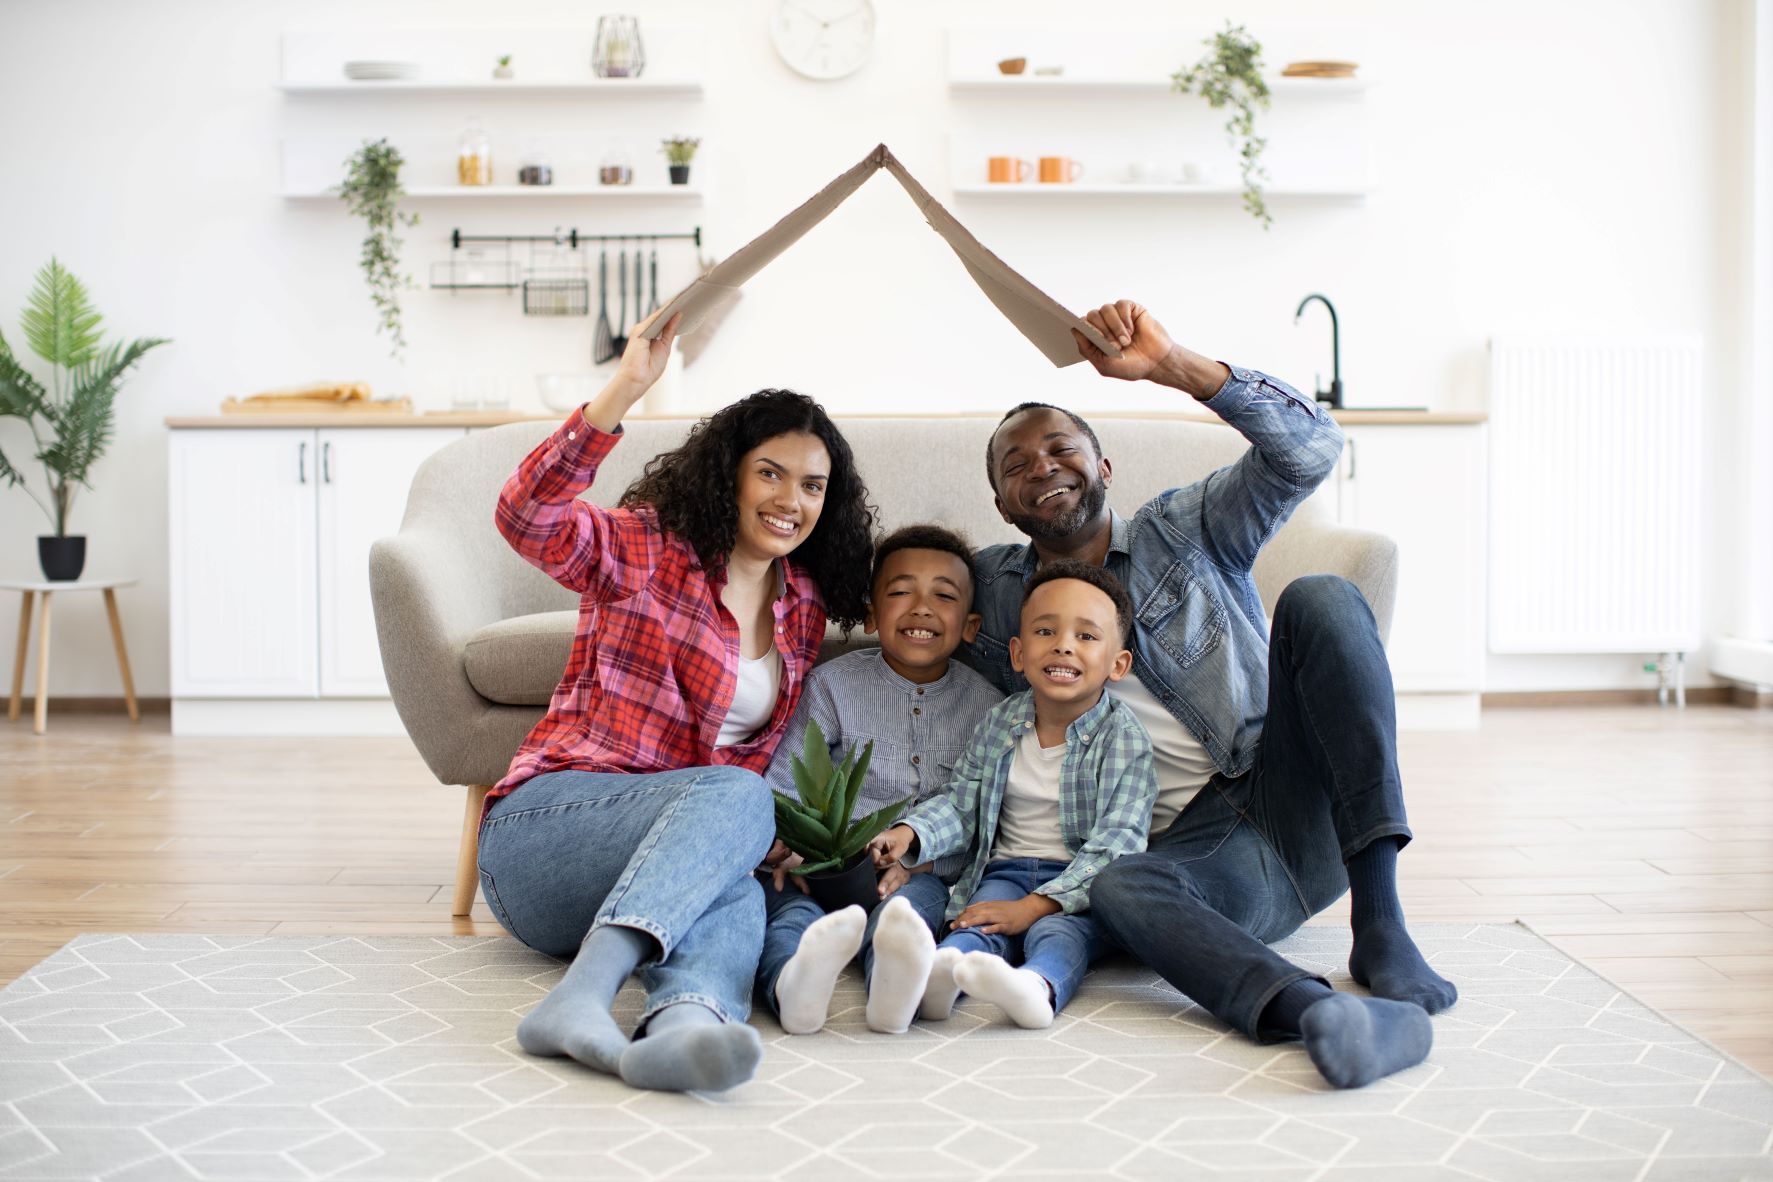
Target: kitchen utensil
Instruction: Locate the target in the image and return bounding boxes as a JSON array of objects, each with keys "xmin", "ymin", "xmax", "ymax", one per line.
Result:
[
  {"xmin": 647, "ymin": 245, "xmax": 660, "ymax": 315},
  {"xmin": 610, "ymin": 243, "xmax": 630, "ymax": 354},
  {"xmin": 592, "ymin": 244, "xmax": 617, "ymax": 364},
  {"xmin": 634, "ymin": 249, "xmax": 645, "ymax": 328}
]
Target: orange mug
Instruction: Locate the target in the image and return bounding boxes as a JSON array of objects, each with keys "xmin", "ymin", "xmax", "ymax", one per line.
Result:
[
  {"xmin": 988, "ymin": 156, "xmax": 1033, "ymax": 183},
  {"xmin": 1038, "ymin": 156, "xmax": 1084, "ymax": 183}
]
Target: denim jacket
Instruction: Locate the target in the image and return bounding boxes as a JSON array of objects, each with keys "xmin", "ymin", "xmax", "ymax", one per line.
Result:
[{"xmin": 965, "ymin": 366, "xmax": 1344, "ymax": 779}]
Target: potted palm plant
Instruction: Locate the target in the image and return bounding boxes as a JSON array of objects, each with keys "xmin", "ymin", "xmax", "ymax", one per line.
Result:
[
  {"xmin": 0, "ymin": 259, "xmax": 168, "ymax": 581},
  {"xmin": 773, "ymin": 721, "xmax": 907, "ymax": 912}
]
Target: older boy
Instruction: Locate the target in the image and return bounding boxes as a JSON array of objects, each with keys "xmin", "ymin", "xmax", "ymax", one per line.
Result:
[
  {"xmin": 757, "ymin": 525, "xmax": 1004, "ymax": 1035},
  {"xmin": 868, "ymin": 561, "xmax": 1157, "ymax": 1031}
]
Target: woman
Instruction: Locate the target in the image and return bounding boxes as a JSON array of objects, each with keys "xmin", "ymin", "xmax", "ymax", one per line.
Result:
[{"xmin": 477, "ymin": 311, "xmax": 875, "ymax": 1092}]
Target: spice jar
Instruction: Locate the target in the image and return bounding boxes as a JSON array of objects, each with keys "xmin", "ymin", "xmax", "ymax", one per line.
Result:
[
  {"xmin": 598, "ymin": 144, "xmax": 634, "ymax": 186},
  {"xmin": 457, "ymin": 118, "xmax": 493, "ymax": 186},
  {"xmin": 517, "ymin": 145, "xmax": 553, "ymax": 186}
]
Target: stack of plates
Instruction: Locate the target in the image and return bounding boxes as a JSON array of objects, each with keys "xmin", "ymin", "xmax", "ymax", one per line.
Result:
[
  {"xmin": 1281, "ymin": 60, "xmax": 1358, "ymax": 78},
  {"xmin": 343, "ymin": 60, "xmax": 420, "ymax": 82}
]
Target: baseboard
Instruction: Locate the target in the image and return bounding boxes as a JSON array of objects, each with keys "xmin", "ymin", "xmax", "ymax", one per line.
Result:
[
  {"xmin": 1482, "ymin": 688, "xmax": 1735, "ymax": 707},
  {"xmin": 171, "ymin": 698, "xmax": 407, "ymax": 736},
  {"xmin": 7, "ymin": 696, "xmax": 170, "ymax": 714}
]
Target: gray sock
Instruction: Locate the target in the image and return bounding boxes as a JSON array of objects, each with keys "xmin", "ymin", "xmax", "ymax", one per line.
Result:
[
  {"xmin": 619, "ymin": 1001, "xmax": 763, "ymax": 1093},
  {"xmin": 515, "ymin": 924, "xmax": 651, "ymax": 1075}
]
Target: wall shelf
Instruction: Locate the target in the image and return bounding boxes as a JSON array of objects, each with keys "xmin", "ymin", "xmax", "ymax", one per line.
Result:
[
  {"xmin": 277, "ymin": 79, "xmax": 703, "ymax": 97},
  {"xmin": 282, "ymin": 185, "xmax": 703, "ymax": 201},
  {"xmin": 948, "ymin": 75, "xmax": 1368, "ymax": 96},
  {"xmin": 951, "ymin": 183, "xmax": 1367, "ymax": 199}
]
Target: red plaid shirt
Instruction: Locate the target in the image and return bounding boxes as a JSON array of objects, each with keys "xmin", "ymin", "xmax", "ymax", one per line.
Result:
[{"xmin": 489, "ymin": 414, "xmax": 827, "ymax": 805}]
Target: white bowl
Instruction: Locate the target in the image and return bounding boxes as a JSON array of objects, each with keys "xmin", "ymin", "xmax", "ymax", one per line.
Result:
[{"xmin": 536, "ymin": 373, "xmax": 598, "ymax": 412}]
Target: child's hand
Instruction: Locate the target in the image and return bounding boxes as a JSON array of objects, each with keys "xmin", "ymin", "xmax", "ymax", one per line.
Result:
[
  {"xmin": 953, "ymin": 893, "xmax": 1062, "ymax": 936},
  {"xmin": 760, "ymin": 839, "xmax": 809, "ymax": 894},
  {"xmin": 868, "ymin": 824, "xmax": 916, "ymax": 868},
  {"xmin": 876, "ymin": 863, "xmax": 911, "ymax": 898}
]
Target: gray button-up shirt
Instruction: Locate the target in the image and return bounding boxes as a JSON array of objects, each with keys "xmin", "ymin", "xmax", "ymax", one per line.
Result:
[{"xmin": 766, "ymin": 649, "xmax": 1005, "ymax": 880}]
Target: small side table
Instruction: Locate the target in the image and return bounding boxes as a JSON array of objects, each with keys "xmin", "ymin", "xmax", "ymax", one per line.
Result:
[{"xmin": 4, "ymin": 577, "xmax": 140, "ymax": 735}]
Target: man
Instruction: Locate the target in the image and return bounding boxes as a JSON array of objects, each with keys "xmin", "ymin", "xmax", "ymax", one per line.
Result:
[{"xmin": 965, "ymin": 299, "xmax": 1456, "ymax": 1089}]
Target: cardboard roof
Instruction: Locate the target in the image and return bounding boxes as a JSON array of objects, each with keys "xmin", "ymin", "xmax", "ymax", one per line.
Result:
[{"xmin": 643, "ymin": 144, "xmax": 1123, "ymax": 368}]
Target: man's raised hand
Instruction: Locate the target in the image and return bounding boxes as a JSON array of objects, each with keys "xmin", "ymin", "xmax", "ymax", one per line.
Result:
[{"xmin": 1072, "ymin": 300, "xmax": 1176, "ymax": 382}]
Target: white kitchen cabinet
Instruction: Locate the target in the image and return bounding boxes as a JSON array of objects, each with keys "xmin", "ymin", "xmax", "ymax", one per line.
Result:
[
  {"xmin": 1332, "ymin": 423, "xmax": 1488, "ymax": 694},
  {"xmin": 168, "ymin": 427, "xmax": 465, "ymax": 709}
]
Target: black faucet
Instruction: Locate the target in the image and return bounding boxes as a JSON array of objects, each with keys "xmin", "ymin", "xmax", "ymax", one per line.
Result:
[{"xmin": 1294, "ymin": 293, "xmax": 1343, "ymax": 408}]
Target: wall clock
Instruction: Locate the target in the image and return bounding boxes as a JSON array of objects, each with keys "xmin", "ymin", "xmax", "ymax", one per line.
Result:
[{"xmin": 771, "ymin": 0, "xmax": 876, "ymax": 81}]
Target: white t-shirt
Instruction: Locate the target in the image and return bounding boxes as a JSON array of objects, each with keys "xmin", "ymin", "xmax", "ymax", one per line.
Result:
[
  {"xmin": 1106, "ymin": 673, "xmax": 1216, "ymax": 834},
  {"xmin": 716, "ymin": 646, "xmax": 783, "ymax": 748},
  {"xmin": 991, "ymin": 728, "xmax": 1071, "ymax": 862}
]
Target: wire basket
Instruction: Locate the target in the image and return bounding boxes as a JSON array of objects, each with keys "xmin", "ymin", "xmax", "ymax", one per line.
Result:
[{"xmin": 522, "ymin": 275, "xmax": 590, "ymax": 316}]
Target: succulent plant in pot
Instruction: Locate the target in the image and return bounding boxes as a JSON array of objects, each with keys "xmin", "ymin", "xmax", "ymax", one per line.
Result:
[
  {"xmin": 660, "ymin": 135, "xmax": 700, "ymax": 185},
  {"xmin": 772, "ymin": 721, "xmax": 906, "ymax": 913},
  {"xmin": 0, "ymin": 259, "xmax": 169, "ymax": 581}
]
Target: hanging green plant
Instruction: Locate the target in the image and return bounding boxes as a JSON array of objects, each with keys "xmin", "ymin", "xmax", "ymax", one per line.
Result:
[
  {"xmin": 336, "ymin": 139, "xmax": 419, "ymax": 357},
  {"xmin": 1173, "ymin": 23, "xmax": 1272, "ymax": 228}
]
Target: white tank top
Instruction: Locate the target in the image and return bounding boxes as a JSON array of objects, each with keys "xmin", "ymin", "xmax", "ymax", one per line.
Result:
[{"xmin": 716, "ymin": 645, "xmax": 783, "ymax": 748}]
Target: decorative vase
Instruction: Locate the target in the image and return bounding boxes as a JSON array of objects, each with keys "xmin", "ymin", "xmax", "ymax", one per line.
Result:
[
  {"xmin": 593, "ymin": 16, "xmax": 646, "ymax": 78},
  {"xmin": 38, "ymin": 536, "xmax": 86, "ymax": 582},
  {"xmin": 668, "ymin": 163, "xmax": 690, "ymax": 185},
  {"xmin": 802, "ymin": 855, "xmax": 881, "ymax": 914},
  {"xmin": 492, "ymin": 64, "xmax": 514, "ymax": 80}
]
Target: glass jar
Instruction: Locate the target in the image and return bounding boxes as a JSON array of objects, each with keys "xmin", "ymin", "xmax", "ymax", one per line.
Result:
[
  {"xmin": 599, "ymin": 144, "xmax": 634, "ymax": 186},
  {"xmin": 457, "ymin": 118, "xmax": 493, "ymax": 186},
  {"xmin": 517, "ymin": 144, "xmax": 553, "ymax": 186}
]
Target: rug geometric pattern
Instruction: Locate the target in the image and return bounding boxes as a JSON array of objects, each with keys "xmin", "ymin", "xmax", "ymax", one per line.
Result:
[{"xmin": 0, "ymin": 924, "xmax": 1769, "ymax": 1180}]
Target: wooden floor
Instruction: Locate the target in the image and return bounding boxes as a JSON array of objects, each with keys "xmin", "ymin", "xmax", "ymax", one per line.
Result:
[{"xmin": 2, "ymin": 705, "xmax": 1770, "ymax": 1073}]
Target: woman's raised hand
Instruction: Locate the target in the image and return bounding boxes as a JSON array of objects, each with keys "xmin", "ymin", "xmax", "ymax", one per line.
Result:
[{"xmin": 582, "ymin": 309, "xmax": 681, "ymax": 433}]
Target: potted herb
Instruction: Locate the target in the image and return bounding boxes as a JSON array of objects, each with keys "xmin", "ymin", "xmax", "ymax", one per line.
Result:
[
  {"xmin": 493, "ymin": 54, "xmax": 514, "ymax": 81},
  {"xmin": 336, "ymin": 139, "xmax": 419, "ymax": 358},
  {"xmin": 660, "ymin": 136, "xmax": 700, "ymax": 185},
  {"xmin": 0, "ymin": 259, "xmax": 168, "ymax": 581},
  {"xmin": 772, "ymin": 721, "xmax": 906, "ymax": 913},
  {"xmin": 1173, "ymin": 23, "xmax": 1272, "ymax": 228}
]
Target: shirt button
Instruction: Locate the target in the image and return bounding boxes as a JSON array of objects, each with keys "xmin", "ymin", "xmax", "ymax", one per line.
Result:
[
  {"xmin": 776, "ymin": 626, "xmax": 784, "ymax": 634},
  {"xmin": 567, "ymin": 431, "xmax": 576, "ymax": 440},
  {"xmin": 913, "ymin": 707, "xmax": 922, "ymax": 716},
  {"xmin": 916, "ymin": 687, "xmax": 924, "ymax": 695},
  {"xmin": 910, "ymin": 755, "xmax": 920, "ymax": 765}
]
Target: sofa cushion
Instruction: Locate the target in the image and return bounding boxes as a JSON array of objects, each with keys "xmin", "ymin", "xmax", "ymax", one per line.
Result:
[{"xmin": 464, "ymin": 611, "xmax": 578, "ymax": 705}]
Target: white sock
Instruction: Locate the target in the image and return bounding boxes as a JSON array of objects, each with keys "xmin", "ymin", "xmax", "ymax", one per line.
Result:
[
  {"xmin": 920, "ymin": 947, "xmax": 964, "ymax": 1021},
  {"xmin": 952, "ymin": 951, "xmax": 1055, "ymax": 1029},
  {"xmin": 775, "ymin": 905, "xmax": 866, "ymax": 1035},
  {"xmin": 865, "ymin": 896, "xmax": 935, "ymax": 1034}
]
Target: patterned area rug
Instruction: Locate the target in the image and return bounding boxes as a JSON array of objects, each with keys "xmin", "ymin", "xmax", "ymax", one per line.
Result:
[{"xmin": 1, "ymin": 924, "xmax": 1769, "ymax": 1181}]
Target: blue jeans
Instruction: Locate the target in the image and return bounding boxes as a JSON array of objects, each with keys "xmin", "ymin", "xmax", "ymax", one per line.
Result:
[
  {"xmin": 476, "ymin": 766, "xmax": 775, "ymax": 1026},
  {"xmin": 754, "ymin": 871, "xmax": 950, "ymax": 1015},
  {"xmin": 939, "ymin": 858, "xmax": 1112, "ymax": 1014},
  {"xmin": 1090, "ymin": 576, "xmax": 1414, "ymax": 1041}
]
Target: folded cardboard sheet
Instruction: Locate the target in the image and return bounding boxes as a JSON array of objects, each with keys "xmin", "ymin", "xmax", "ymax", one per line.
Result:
[{"xmin": 643, "ymin": 144, "xmax": 1123, "ymax": 368}]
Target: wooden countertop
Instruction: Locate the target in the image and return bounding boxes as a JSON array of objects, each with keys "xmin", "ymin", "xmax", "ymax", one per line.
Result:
[{"xmin": 165, "ymin": 408, "xmax": 1487, "ymax": 428}]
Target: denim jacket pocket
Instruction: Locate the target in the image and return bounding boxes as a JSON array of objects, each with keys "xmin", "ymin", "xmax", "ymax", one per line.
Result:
[
  {"xmin": 968, "ymin": 632, "xmax": 1024, "ymax": 694},
  {"xmin": 1136, "ymin": 559, "xmax": 1229, "ymax": 670}
]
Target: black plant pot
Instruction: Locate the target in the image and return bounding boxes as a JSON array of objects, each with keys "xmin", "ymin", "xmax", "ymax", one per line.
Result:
[
  {"xmin": 38, "ymin": 536, "xmax": 86, "ymax": 582},
  {"xmin": 802, "ymin": 854, "xmax": 880, "ymax": 914},
  {"xmin": 668, "ymin": 163, "xmax": 691, "ymax": 185}
]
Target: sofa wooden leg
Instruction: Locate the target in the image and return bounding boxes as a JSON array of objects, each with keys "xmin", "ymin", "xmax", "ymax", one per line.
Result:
[{"xmin": 453, "ymin": 784, "xmax": 492, "ymax": 917}]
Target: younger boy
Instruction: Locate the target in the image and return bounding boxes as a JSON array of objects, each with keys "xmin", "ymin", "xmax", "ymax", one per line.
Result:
[
  {"xmin": 757, "ymin": 525, "xmax": 1005, "ymax": 1035},
  {"xmin": 867, "ymin": 560, "xmax": 1157, "ymax": 1030}
]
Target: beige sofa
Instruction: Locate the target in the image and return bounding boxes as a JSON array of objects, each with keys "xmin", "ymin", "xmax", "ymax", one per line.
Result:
[{"xmin": 369, "ymin": 415, "xmax": 1397, "ymax": 916}]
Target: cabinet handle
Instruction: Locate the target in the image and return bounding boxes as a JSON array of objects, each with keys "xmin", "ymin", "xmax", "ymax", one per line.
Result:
[
  {"xmin": 322, "ymin": 441, "xmax": 332, "ymax": 484},
  {"xmin": 1345, "ymin": 436, "xmax": 1357, "ymax": 481},
  {"xmin": 298, "ymin": 441, "xmax": 307, "ymax": 484}
]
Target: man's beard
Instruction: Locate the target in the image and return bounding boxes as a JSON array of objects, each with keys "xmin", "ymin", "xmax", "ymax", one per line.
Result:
[{"xmin": 1006, "ymin": 477, "xmax": 1108, "ymax": 540}]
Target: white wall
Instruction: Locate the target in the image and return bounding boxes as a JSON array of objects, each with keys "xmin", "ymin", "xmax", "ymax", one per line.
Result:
[{"xmin": 0, "ymin": 0, "xmax": 1752, "ymax": 697}]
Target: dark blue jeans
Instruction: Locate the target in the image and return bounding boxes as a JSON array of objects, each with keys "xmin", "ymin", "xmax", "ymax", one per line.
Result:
[
  {"xmin": 1090, "ymin": 576, "xmax": 1414, "ymax": 1041},
  {"xmin": 938, "ymin": 858, "xmax": 1113, "ymax": 1014},
  {"xmin": 754, "ymin": 870, "xmax": 950, "ymax": 1015}
]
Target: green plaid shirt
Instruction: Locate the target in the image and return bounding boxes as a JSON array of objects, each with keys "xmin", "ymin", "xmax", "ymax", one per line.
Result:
[{"xmin": 900, "ymin": 689, "xmax": 1158, "ymax": 920}]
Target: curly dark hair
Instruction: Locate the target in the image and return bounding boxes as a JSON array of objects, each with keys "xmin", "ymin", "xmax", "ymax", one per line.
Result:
[
  {"xmin": 1023, "ymin": 559, "xmax": 1134, "ymax": 645},
  {"xmin": 870, "ymin": 524, "xmax": 975, "ymax": 593},
  {"xmin": 985, "ymin": 401, "xmax": 1104, "ymax": 492},
  {"xmin": 619, "ymin": 389, "xmax": 877, "ymax": 629}
]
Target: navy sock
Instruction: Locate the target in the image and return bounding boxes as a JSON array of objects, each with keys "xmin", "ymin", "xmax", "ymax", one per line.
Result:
[
  {"xmin": 1346, "ymin": 837, "xmax": 1458, "ymax": 1013},
  {"xmin": 1259, "ymin": 977, "xmax": 1335, "ymax": 1038}
]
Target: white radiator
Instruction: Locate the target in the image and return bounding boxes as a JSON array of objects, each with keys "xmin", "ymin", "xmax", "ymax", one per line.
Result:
[{"xmin": 1487, "ymin": 337, "xmax": 1703, "ymax": 654}]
